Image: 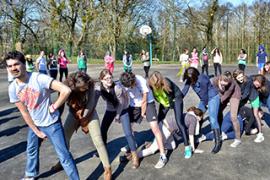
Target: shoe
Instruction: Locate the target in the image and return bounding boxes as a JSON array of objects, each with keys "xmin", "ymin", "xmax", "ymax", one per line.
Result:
[
  {"xmin": 50, "ymin": 161, "xmax": 63, "ymax": 172},
  {"xmin": 254, "ymin": 133, "xmax": 264, "ymax": 143},
  {"xmin": 184, "ymin": 146, "xmax": 192, "ymax": 159},
  {"xmin": 131, "ymin": 151, "xmax": 139, "ymax": 169},
  {"xmin": 230, "ymin": 139, "xmax": 241, "ymax": 148},
  {"xmin": 104, "ymin": 166, "xmax": 112, "ymax": 180},
  {"xmin": 250, "ymin": 128, "xmax": 258, "ymax": 135},
  {"xmin": 120, "ymin": 152, "xmax": 132, "ymax": 162},
  {"xmin": 154, "ymin": 155, "xmax": 167, "ymax": 169},
  {"xmin": 211, "ymin": 129, "xmax": 222, "ymax": 154},
  {"xmin": 121, "ymin": 145, "xmax": 130, "ymax": 153},
  {"xmin": 198, "ymin": 135, "xmax": 206, "ymax": 143},
  {"xmin": 21, "ymin": 177, "xmax": 34, "ymax": 180},
  {"xmin": 221, "ymin": 132, "xmax": 228, "ymax": 141}
]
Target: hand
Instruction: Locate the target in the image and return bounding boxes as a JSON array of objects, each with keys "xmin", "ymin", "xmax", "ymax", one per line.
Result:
[
  {"xmin": 36, "ymin": 130, "xmax": 47, "ymax": 139},
  {"xmin": 114, "ymin": 114, "xmax": 121, "ymax": 123},
  {"xmin": 141, "ymin": 114, "xmax": 146, "ymax": 119},
  {"xmin": 194, "ymin": 149, "xmax": 204, "ymax": 154},
  {"xmin": 49, "ymin": 104, "xmax": 56, "ymax": 113}
]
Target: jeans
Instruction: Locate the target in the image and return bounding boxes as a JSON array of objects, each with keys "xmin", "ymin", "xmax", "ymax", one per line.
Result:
[
  {"xmin": 198, "ymin": 94, "xmax": 220, "ymax": 130},
  {"xmin": 201, "ymin": 63, "xmax": 209, "ymax": 76},
  {"xmin": 25, "ymin": 121, "xmax": 79, "ymax": 180},
  {"xmin": 261, "ymin": 95, "xmax": 270, "ymax": 113},
  {"xmin": 39, "ymin": 70, "xmax": 47, "ymax": 74}
]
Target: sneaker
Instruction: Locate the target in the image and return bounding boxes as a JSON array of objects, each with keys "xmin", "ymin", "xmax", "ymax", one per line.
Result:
[
  {"xmin": 184, "ymin": 146, "xmax": 192, "ymax": 159},
  {"xmin": 230, "ymin": 139, "xmax": 242, "ymax": 148},
  {"xmin": 198, "ymin": 135, "xmax": 206, "ymax": 143},
  {"xmin": 250, "ymin": 128, "xmax": 258, "ymax": 135},
  {"xmin": 154, "ymin": 155, "xmax": 167, "ymax": 169},
  {"xmin": 121, "ymin": 145, "xmax": 130, "ymax": 153},
  {"xmin": 221, "ymin": 132, "xmax": 228, "ymax": 141},
  {"xmin": 254, "ymin": 133, "xmax": 264, "ymax": 143}
]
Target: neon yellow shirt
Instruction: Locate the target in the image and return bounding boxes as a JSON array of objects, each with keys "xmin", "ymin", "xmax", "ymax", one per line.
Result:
[{"xmin": 153, "ymin": 89, "xmax": 170, "ymax": 108}]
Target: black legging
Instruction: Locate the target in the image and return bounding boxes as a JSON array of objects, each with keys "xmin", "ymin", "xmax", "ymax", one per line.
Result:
[
  {"xmin": 144, "ymin": 66, "xmax": 150, "ymax": 78},
  {"xmin": 59, "ymin": 68, "xmax": 68, "ymax": 82},
  {"xmin": 157, "ymin": 96, "xmax": 189, "ymax": 146},
  {"xmin": 201, "ymin": 63, "xmax": 209, "ymax": 76},
  {"xmin": 239, "ymin": 106, "xmax": 257, "ymax": 135},
  {"xmin": 49, "ymin": 70, "xmax": 58, "ymax": 80},
  {"xmin": 214, "ymin": 63, "xmax": 222, "ymax": 76},
  {"xmin": 238, "ymin": 64, "xmax": 246, "ymax": 72},
  {"xmin": 100, "ymin": 111, "xmax": 117, "ymax": 144}
]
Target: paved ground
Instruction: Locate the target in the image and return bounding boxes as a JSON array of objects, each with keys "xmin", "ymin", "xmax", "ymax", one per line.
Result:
[{"xmin": 1, "ymin": 64, "xmax": 270, "ymax": 180}]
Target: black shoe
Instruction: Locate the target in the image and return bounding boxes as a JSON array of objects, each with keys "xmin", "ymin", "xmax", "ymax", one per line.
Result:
[{"xmin": 211, "ymin": 129, "xmax": 222, "ymax": 154}]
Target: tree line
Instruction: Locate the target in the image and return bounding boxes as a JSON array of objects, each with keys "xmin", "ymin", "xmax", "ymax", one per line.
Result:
[{"xmin": 0, "ymin": 0, "xmax": 269, "ymax": 63}]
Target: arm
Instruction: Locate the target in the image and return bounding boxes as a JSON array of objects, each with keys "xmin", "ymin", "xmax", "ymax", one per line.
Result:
[
  {"xmin": 199, "ymin": 76, "xmax": 209, "ymax": 105},
  {"xmin": 15, "ymin": 102, "xmax": 46, "ymax": 139},
  {"xmin": 189, "ymin": 135, "xmax": 195, "ymax": 151},
  {"xmin": 49, "ymin": 80, "xmax": 71, "ymax": 111},
  {"xmin": 211, "ymin": 48, "xmax": 216, "ymax": 55},
  {"xmin": 181, "ymin": 83, "xmax": 190, "ymax": 97},
  {"xmin": 220, "ymin": 81, "xmax": 235, "ymax": 103},
  {"xmin": 220, "ymin": 52, "xmax": 223, "ymax": 64},
  {"xmin": 141, "ymin": 92, "xmax": 147, "ymax": 118},
  {"xmin": 256, "ymin": 56, "xmax": 258, "ymax": 66},
  {"xmin": 115, "ymin": 85, "xmax": 125, "ymax": 121},
  {"xmin": 36, "ymin": 58, "xmax": 40, "ymax": 71}
]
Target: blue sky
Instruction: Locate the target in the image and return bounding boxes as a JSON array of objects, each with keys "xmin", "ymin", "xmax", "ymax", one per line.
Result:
[{"xmin": 221, "ymin": 0, "xmax": 253, "ymax": 6}]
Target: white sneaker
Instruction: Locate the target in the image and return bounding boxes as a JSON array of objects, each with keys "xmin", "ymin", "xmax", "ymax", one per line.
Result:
[
  {"xmin": 154, "ymin": 155, "xmax": 167, "ymax": 169},
  {"xmin": 120, "ymin": 146, "xmax": 130, "ymax": 153},
  {"xmin": 230, "ymin": 139, "xmax": 241, "ymax": 148},
  {"xmin": 250, "ymin": 128, "xmax": 258, "ymax": 135},
  {"xmin": 198, "ymin": 135, "xmax": 206, "ymax": 143},
  {"xmin": 254, "ymin": 133, "xmax": 264, "ymax": 143},
  {"xmin": 221, "ymin": 132, "xmax": 228, "ymax": 141}
]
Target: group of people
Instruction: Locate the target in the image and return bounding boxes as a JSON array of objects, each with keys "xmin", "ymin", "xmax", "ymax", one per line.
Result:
[
  {"xmin": 177, "ymin": 45, "xmax": 268, "ymax": 82},
  {"xmin": 4, "ymin": 45, "xmax": 270, "ymax": 180}
]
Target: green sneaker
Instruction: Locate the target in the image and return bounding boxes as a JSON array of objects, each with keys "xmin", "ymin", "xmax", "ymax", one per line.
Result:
[{"xmin": 184, "ymin": 146, "xmax": 192, "ymax": 159}]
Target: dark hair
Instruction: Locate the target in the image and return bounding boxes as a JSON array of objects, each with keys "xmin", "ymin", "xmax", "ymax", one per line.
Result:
[
  {"xmin": 241, "ymin": 49, "xmax": 246, "ymax": 54},
  {"xmin": 224, "ymin": 71, "xmax": 232, "ymax": 79},
  {"xmin": 263, "ymin": 61, "xmax": 270, "ymax": 75},
  {"xmin": 183, "ymin": 67, "xmax": 200, "ymax": 85},
  {"xmin": 120, "ymin": 72, "xmax": 136, "ymax": 87},
  {"xmin": 187, "ymin": 106, "xmax": 204, "ymax": 118},
  {"xmin": 232, "ymin": 69, "xmax": 244, "ymax": 79},
  {"xmin": 4, "ymin": 51, "xmax": 25, "ymax": 65},
  {"xmin": 99, "ymin": 69, "xmax": 112, "ymax": 80},
  {"xmin": 64, "ymin": 71, "xmax": 94, "ymax": 110}
]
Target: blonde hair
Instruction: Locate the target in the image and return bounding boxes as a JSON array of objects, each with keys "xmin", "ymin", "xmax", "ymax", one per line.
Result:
[{"xmin": 149, "ymin": 71, "xmax": 171, "ymax": 93}]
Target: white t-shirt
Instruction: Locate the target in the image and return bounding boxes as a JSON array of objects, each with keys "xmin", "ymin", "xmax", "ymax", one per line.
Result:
[
  {"xmin": 126, "ymin": 75, "xmax": 154, "ymax": 107},
  {"xmin": 179, "ymin": 54, "xmax": 189, "ymax": 63},
  {"xmin": 36, "ymin": 56, "xmax": 47, "ymax": 71},
  {"xmin": 213, "ymin": 54, "xmax": 222, "ymax": 64},
  {"xmin": 9, "ymin": 72, "xmax": 59, "ymax": 127}
]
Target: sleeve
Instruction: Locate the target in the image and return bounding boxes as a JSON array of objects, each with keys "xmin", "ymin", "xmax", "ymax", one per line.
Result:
[
  {"xmin": 220, "ymin": 81, "xmax": 235, "ymax": 103},
  {"xmin": 181, "ymin": 83, "xmax": 190, "ymax": 97},
  {"xmin": 8, "ymin": 83, "xmax": 19, "ymax": 103},
  {"xmin": 115, "ymin": 85, "xmax": 125, "ymax": 116},
  {"xmin": 199, "ymin": 76, "xmax": 209, "ymax": 105},
  {"xmin": 37, "ymin": 73, "xmax": 54, "ymax": 89},
  {"xmin": 137, "ymin": 76, "xmax": 149, "ymax": 94}
]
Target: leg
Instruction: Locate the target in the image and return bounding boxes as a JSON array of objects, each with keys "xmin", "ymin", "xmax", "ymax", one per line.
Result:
[
  {"xmin": 230, "ymin": 98, "xmax": 241, "ymax": 140},
  {"xmin": 173, "ymin": 97, "xmax": 188, "ymax": 146},
  {"xmin": 120, "ymin": 113, "xmax": 137, "ymax": 152},
  {"xmin": 59, "ymin": 68, "xmax": 63, "ymax": 82},
  {"xmin": 100, "ymin": 111, "xmax": 116, "ymax": 144},
  {"xmin": 201, "ymin": 64, "xmax": 205, "ymax": 74},
  {"xmin": 88, "ymin": 112, "xmax": 110, "ymax": 168},
  {"xmin": 218, "ymin": 63, "xmax": 222, "ymax": 75},
  {"xmin": 25, "ymin": 128, "xmax": 42, "ymax": 177},
  {"xmin": 63, "ymin": 112, "xmax": 78, "ymax": 149},
  {"xmin": 41, "ymin": 122, "xmax": 79, "ymax": 180},
  {"xmin": 214, "ymin": 63, "xmax": 218, "ymax": 76},
  {"xmin": 64, "ymin": 68, "xmax": 68, "ymax": 80},
  {"xmin": 205, "ymin": 64, "xmax": 209, "ymax": 76}
]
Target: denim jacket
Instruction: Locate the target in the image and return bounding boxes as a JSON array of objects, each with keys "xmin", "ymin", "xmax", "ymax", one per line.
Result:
[{"xmin": 182, "ymin": 74, "xmax": 218, "ymax": 105}]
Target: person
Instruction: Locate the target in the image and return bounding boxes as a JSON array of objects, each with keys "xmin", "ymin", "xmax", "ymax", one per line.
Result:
[
  {"xmin": 212, "ymin": 74, "xmax": 242, "ymax": 147},
  {"xmin": 77, "ymin": 50, "xmax": 87, "ymax": 73},
  {"xmin": 263, "ymin": 61, "xmax": 270, "ymax": 75},
  {"xmin": 25, "ymin": 54, "xmax": 34, "ymax": 73},
  {"xmin": 177, "ymin": 48, "xmax": 189, "ymax": 82},
  {"xmin": 104, "ymin": 51, "xmax": 114, "ymax": 74},
  {"xmin": 97, "ymin": 69, "xmax": 139, "ymax": 169},
  {"xmin": 211, "ymin": 47, "xmax": 223, "ymax": 76},
  {"xmin": 190, "ymin": 47, "xmax": 199, "ymax": 69},
  {"xmin": 256, "ymin": 44, "xmax": 268, "ymax": 74},
  {"xmin": 51, "ymin": 71, "xmax": 112, "ymax": 180},
  {"xmin": 232, "ymin": 69, "xmax": 264, "ymax": 143},
  {"xmin": 148, "ymin": 71, "xmax": 192, "ymax": 159},
  {"xmin": 237, "ymin": 49, "xmax": 247, "ymax": 71},
  {"xmin": 120, "ymin": 72, "xmax": 167, "ymax": 169},
  {"xmin": 200, "ymin": 47, "xmax": 209, "ymax": 76},
  {"xmin": 182, "ymin": 67, "xmax": 222, "ymax": 154},
  {"xmin": 200, "ymin": 106, "xmax": 259, "ymax": 144},
  {"xmin": 141, "ymin": 50, "xmax": 150, "ymax": 78},
  {"xmin": 5, "ymin": 51, "xmax": 79, "ymax": 180},
  {"xmin": 58, "ymin": 49, "xmax": 70, "ymax": 82},
  {"xmin": 122, "ymin": 51, "xmax": 133, "ymax": 73},
  {"xmin": 7, "ymin": 67, "xmax": 14, "ymax": 84},
  {"xmin": 36, "ymin": 50, "xmax": 47, "ymax": 74},
  {"xmin": 47, "ymin": 53, "xmax": 58, "ymax": 79}
]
